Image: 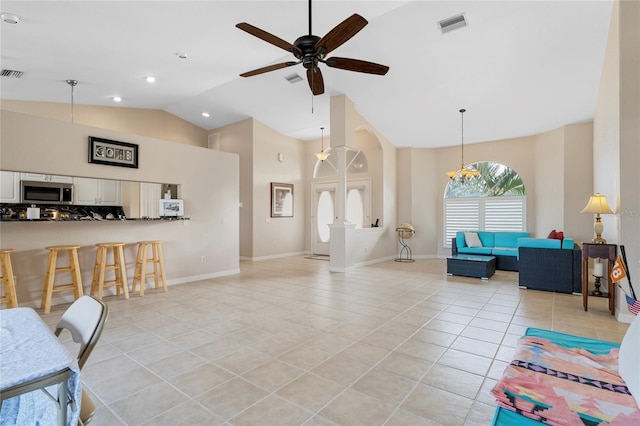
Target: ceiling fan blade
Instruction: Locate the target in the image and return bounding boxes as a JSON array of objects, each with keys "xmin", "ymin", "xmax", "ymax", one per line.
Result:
[
  {"xmin": 236, "ymin": 22, "xmax": 301, "ymax": 55},
  {"xmin": 240, "ymin": 61, "xmax": 299, "ymax": 77},
  {"xmin": 315, "ymin": 14, "xmax": 368, "ymax": 55},
  {"xmin": 307, "ymin": 68, "xmax": 324, "ymax": 95},
  {"xmin": 325, "ymin": 57, "xmax": 389, "ymax": 75}
]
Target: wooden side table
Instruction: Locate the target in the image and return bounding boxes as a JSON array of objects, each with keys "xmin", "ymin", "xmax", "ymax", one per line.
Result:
[{"xmin": 581, "ymin": 242, "xmax": 617, "ymax": 315}]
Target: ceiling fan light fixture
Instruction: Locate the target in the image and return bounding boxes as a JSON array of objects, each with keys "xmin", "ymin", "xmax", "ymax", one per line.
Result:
[{"xmin": 236, "ymin": 0, "xmax": 389, "ymax": 96}]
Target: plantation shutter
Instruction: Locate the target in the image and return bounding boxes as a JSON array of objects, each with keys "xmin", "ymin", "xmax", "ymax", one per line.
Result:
[
  {"xmin": 444, "ymin": 199, "xmax": 480, "ymax": 246},
  {"xmin": 485, "ymin": 197, "xmax": 525, "ymax": 231},
  {"xmin": 444, "ymin": 196, "xmax": 526, "ymax": 247}
]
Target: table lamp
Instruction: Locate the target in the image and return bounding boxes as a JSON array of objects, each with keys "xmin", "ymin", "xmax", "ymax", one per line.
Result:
[{"xmin": 581, "ymin": 193, "xmax": 613, "ymax": 244}]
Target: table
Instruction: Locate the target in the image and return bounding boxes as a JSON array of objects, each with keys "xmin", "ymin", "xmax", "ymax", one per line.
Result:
[
  {"xmin": 447, "ymin": 254, "xmax": 496, "ymax": 280},
  {"xmin": 581, "ymin": 242, "xmax": 617, "ymax": 315},
  {"xmin": 0, "ymin": 308, "xmax": 80, "ymax": 426}
]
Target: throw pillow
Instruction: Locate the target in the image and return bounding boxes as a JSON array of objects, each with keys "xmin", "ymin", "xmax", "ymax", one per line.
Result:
[
  {"xmin": 464, "ymin": 232, "xmax": 483, "ymax": 248},
  {"xmin": 547, "ymin": 230, "xmax": 564, "ymax": 241}
]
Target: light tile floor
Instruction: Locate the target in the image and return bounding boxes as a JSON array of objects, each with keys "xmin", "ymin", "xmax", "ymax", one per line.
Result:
[{"xmin": 42, "ymin": 257, "xmax": 630, "ymax": 425}]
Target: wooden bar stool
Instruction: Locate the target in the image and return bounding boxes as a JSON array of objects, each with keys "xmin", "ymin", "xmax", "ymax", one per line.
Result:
[
  {"xmin": 91, "ymin": 242, "xmax": 129, "ymax": 300},
  {"xmin": 41, "ymin": 245, "xmax": 83, "ymax": 314},
  {"xmin": 0, "ymin": 249, "xmax": 18, "ymax": 308},
  {"xmin": 131, "ymin": 241, "xmax": 167, "ymax": 296}
]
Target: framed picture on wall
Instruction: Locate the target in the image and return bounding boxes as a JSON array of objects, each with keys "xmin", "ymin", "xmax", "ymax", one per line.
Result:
[
  {"xmin": 88, "ymin": 136, "xmax": 139, "ymax": 168},
  {"xmin": 271, "ymin": 182, "xmax": 293, "ymax": 217},
  {"xmin": 159, "ymin": 199, "xmax": 184, "ymax": 217}
]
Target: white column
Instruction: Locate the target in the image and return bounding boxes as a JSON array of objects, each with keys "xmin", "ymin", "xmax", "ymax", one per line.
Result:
[{"xmin": 329, "ymin": 222, "xmax": 356, "ymax": 272}]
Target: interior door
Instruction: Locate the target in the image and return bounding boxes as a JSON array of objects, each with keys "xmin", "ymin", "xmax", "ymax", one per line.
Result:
[{"xmin": 312, "ymin": 183, "xmax": 335, "ymax": 255}]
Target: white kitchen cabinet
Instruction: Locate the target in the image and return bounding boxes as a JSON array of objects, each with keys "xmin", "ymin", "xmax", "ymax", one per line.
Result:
[
  {"xmin": 20, "ymin": 173, "xmax": 73, "ymax": 183},
  {"xmin": 0, "ymin": 171, "xmax": 20, "ymax": 203},
  {"xmin": 73, "ymin": 177, "xmax": 122, "ymax": 205}
]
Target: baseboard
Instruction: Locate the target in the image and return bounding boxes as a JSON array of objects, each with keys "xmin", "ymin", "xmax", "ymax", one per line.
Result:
[{"xmin": 242, "ymin": 251, "xmax": 308, "ymax": 262}]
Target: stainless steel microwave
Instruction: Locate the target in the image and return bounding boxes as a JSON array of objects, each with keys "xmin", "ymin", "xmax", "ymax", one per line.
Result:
[{"xmin": 21, "ymin": 181, "xmax": 73, "ymax": 204}]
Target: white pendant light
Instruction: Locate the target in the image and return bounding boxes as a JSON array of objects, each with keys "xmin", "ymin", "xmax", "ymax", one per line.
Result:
[{"xmin": 314, "ymin": 127, "xmax": 330, "ymax": 161}]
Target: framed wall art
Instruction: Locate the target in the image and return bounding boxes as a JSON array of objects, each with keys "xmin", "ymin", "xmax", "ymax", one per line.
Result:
[
  {"xmin": 271, "ymin": 182, "xmax": 293, "ymax": 217},
  {"xmin": 159, "ymin": 199, "xmax": 184, "ymax": 217},
  {"xmin": 88, "ymin": 136, "xmax": 139, "ymax": 168}
]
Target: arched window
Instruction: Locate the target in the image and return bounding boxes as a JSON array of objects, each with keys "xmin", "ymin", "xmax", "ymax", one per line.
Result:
[{"xmin": 444, "ymin": 162, "xmax": 526, "ymax": 246}]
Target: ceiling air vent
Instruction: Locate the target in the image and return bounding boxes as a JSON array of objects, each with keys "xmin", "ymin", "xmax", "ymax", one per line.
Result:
[
  {"xmin": 284, "ymin": 73, "xmax": 303, "ymax": 84},
  {"xmin": 438, "ymin": 13, "xmax": 467, "ymax": 34},
  {"xmin": 1, "ymin": 69, "xmax": 24, "ymax": 78}
]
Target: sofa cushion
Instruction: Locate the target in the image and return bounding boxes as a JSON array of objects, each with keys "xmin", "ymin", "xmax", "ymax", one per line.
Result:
[
  {"xmin": 494, "ymin": 232, "xmax": 529, "ymax": 248},
  {"xmin": 518, "ymin": 237, "xmax": 561, "ymax": 249},
  {"xmin": 464, "ymin": 232, "xmax": 483, "ymax": 248},
  {"xmin": 458, "ymin": 247, "xmax": 493, "ymax": 255},
  {"xmin": 477, "ymin": 231, "xmax": 495, "ymax": 248},
  {"xmin": 491, "ymin": 247, "xmax": 518, "ymax": 257},
  {"xmin": 561, "ymin": 237, "xmax": 575, "ymax": 249}
]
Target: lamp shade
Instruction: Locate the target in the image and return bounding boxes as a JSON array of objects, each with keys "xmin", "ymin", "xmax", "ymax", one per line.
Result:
[
  {"xmin": 314, "ymin": 151, "xmax": 330, "ymax": 161},
  {"xmin": 581, "ymin": 193, "xmax": 613, "ymax": 214}
]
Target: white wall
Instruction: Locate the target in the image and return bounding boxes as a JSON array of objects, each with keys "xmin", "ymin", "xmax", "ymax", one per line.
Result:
[
  {"xmin": 593, "ymin": 0, "xmax": 640, "ymax": 323},
  {"xmin": 0, "ymin": 110, "xmax": 239, "ymax": 307},
  {"xmin": 251, "ymin": 120, "xmax": 308, "ymax": 259},
  {"xmin": 534, "ymin": 127, "xmax": 565, "ymax": 236},
  {"xmin": 216, "ymin": 119, "xmax": 254, "ymax": 258}
]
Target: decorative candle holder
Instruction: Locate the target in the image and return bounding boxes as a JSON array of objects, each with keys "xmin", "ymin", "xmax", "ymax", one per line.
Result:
[{"xmin": 592, "ymin": 258, "xmax": 604, "ymax": 296}]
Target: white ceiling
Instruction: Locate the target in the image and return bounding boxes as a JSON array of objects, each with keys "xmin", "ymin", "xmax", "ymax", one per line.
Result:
[{"xmin": 0, "ymin": 1, "xmax": 613, "ymax": 148}]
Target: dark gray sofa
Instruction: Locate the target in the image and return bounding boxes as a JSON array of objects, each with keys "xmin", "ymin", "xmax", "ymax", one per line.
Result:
[{"xmin": 517, "ymin": 245, "xmax": 582, "ymax": 293}]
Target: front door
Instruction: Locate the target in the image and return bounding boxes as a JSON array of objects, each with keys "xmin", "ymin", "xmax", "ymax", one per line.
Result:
[{"xmin": 312, "ymin": 183, "xmax": 335, "ymax": 255}]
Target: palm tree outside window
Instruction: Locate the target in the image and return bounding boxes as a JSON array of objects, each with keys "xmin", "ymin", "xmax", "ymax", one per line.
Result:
[{"xmin": 444, "ymin": 162, "xmax": 526, "ymax": 247}]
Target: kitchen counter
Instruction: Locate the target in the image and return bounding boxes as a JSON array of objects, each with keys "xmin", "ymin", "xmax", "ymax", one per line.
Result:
[{"xmin": 1, "ymin": 202, "xmax": 187, "ymax": 222}]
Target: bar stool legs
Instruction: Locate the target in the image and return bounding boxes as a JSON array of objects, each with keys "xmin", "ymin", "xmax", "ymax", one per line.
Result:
[
  {"xmin": 91, "ymin": 243, "xmax": 129, "ymax": 300},
  {"xmin": 131, "ymin": 241, "xmax": 167, "ymax": 296},
  {"xmin": 41, "ymin": 245, "xmax": 84, "ymax": 314},
  {"xmin": 0, "ymin": 249, "xmax": 18, "ymax": 308}
]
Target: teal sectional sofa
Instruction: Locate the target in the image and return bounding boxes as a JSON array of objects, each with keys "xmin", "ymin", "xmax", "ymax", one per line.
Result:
[
  {"xmin": 452, "ymin": 231, "xmax": 530, "ymax": 271},
  {"xmin": 451, "ymin": 230, "xmax": 582, "ymax": 293}
]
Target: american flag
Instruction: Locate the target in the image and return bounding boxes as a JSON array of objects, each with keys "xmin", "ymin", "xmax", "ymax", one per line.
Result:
[{"xmin": 626, "ymin": 294, "xmax": 640, "ymax": 316}]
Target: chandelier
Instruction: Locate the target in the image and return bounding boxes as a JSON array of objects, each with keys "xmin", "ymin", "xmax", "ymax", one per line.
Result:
[
  {"xmin": 314, "ymin": 127, "xmax": 330, "ymax": 161},
  {"xmin": 446, "ymin": 108, "xmax": 480, "ymax": 183}
]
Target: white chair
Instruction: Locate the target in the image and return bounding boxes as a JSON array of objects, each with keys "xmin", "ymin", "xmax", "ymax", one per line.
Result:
[{"xmin": 55, "ymin": 295, "xmax": 109, "ymax": 425}]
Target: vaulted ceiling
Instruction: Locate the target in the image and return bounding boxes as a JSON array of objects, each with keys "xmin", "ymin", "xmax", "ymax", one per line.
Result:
[{"xmin": 0, "ymin": 1, "xmax": 613, "ymax": 147}]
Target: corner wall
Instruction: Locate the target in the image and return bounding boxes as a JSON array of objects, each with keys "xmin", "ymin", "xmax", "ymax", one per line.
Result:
[{"xmin": 594, "ymin": 0, "xmax": 640, "ymax": 323}]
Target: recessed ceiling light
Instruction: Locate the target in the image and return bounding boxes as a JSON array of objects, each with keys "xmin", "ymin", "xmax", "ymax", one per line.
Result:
[
  {"xmin": 202, "ymin": 112, "xmax": 210, "ymax": 118},
  {"xmin": 145, "ymin": 76, "xmax": 156, "ymax": 83},
  {"xmin": 176, "ymin": 52, "xmax": 188, "ymax": 59},
  {"xmin": 1, "ymin": 13, "xmax": 21, "ymax": 24},
  {"xmin": 113, "ymin": 96, "xmax": 122, "ymax": 102}
]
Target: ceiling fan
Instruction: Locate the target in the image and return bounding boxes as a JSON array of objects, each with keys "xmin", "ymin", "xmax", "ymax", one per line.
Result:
[{"xmin": 236, "ymin": 0, "xmax": 389, "ymax": 96}]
